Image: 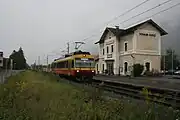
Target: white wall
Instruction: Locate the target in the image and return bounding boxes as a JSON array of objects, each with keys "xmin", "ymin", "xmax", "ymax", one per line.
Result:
[
  {"xmin": 119, "ymin": 33, "xmax": 134, "ymax": 54},
  {"xmin": 97, "ymin": 22, "xmax": 162, "ymax": 75},
  {"xmin": 134, "ymin": 23, "xmax": 161, "ymax": 56}
]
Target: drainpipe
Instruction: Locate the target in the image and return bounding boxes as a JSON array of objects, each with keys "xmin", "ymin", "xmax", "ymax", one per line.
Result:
[{"xmin": 131, "ymin": 54, "xmax": 135, "ymax": 77}]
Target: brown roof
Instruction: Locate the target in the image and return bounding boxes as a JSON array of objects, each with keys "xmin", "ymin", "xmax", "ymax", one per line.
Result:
[{"xmin": 95, "ymin": 19, "xmax": 168, "ymax": 44}]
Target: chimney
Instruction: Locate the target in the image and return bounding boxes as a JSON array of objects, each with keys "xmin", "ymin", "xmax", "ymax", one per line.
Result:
[{"xmin": 115, "ymin": 26, "xmax": 119, "ymax": 29}]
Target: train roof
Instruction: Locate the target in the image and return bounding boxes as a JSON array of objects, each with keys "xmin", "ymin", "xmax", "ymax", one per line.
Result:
[
  {"xmin": 67, "ymin": 50, "xmax": 90, "ymax": 56},
  {"xmin": 53, "ymin": 50, "xmax": 91, "ymax": 62},
  {"xmin": 52, "ymin": 53, "xmax": 94, "ymax": 63}
]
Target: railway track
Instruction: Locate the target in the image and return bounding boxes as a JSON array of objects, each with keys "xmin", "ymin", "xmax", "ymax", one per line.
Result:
[
  {"xmin": 92, "ymin": 79, "xmax": 180, "ymax": 109},
  {"xmin": 43, "ymin": 71, "xmax": 180, "ymax": 109}
]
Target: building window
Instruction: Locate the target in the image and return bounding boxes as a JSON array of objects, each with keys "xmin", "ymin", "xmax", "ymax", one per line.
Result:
[
  {"xmin": 145, "ymin": 62, "xmax": 150, "ymax": 71},
  {"xmin": 0, "ymin": 52, "xmax": 3, "ymax": 57},
  {"xmin": 124, "ymin": 62, "xmax": 128, "ymax": 73},
  {"xmin": 97, "ymin": 64, "xmax": 98, "ymax": 72},
  {"xmin": 111, "ymin": 45, "xmax": 113, "ymax": 53},
  {"xmin": 102, "ymin": 49, "xmax": 104, "ymax": 55},
  {"xmin": 124, "ymin": 42, "xmax": 127, "ymax": 51},
  {"xmin": 102, "ymin": 64, "xmax": 104, "ymax": 72},
  {"xmin": 107, "ymin": 46, "xmax": 109, "ymax": 54}
]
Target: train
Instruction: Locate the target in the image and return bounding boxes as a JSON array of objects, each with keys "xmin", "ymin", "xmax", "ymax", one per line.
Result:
[{"xmin": 51, "ymin": 51, "xmax": 95, "ymax": 82}]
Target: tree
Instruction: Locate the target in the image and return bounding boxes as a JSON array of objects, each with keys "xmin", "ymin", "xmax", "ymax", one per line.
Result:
[
  {"xmin": 9, "ymin": 47, "xmax": 27, "ymax": 70},
  {"xmin": 161, "ymin": 48, "xmax": 180, "ymax": 70},
  {"xmin": 133, "ymin": 64, "xmax": 144, "ymax": 77}
]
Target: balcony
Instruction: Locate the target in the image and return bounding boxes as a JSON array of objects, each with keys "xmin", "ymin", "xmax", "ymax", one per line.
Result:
[{"xmin": 107, "ymin": 54, "xmax": 112, "ymax": 58}]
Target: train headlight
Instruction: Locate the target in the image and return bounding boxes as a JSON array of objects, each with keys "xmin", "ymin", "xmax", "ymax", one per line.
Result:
[
  {"xmin": 77, "ymin": 70, "xmax": 79, "ymax": 72},
  {"xmin": 92, "ymin": 70, "xmax": 94, "ymax": 72}
]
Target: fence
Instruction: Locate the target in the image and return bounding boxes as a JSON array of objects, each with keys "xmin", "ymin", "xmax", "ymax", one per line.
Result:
[{"xmin": 0, "ymin": 70, "xmax": 23, "ymax": 83}]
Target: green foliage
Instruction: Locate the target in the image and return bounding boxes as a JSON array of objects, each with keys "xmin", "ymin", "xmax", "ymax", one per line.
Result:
[
  {"xmin": 9, "ymin": 47, "xmax": 27, "ymax": 70},
  {"xmin": 0, "ymin": 71, "xmax": 180, "ymax": 120},
  {"xmin": 161, "ymin": 48, "xmax": 180, "ymax": 70},
  {"xmin": 133, "ymin": 64, "xmax": 144, "ymax": 77},
  {"xmin": 144, "ymin": 69, "xmax": 162, "ymax": 77}
]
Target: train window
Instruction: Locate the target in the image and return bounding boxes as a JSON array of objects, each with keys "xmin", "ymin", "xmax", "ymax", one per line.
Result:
[
  {"xmin": 59, "ymin": 62, "xmax": 63, "ymax": 68},
  {"xmin": 57, "ymin": 62, "xmax": 60, "ymax": 68},
  {"xmin": 65, "ymin": 61, "xmax": 68, "ymax": 68},
  {"xmin": 72, "ymin": 60, "xmax": 74, "ymax": 68}
]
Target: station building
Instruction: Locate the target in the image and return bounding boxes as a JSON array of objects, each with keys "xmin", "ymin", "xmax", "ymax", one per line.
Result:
[{"xmin": 95, "ymin": 19, "xmax": 167, "ymax": 75}]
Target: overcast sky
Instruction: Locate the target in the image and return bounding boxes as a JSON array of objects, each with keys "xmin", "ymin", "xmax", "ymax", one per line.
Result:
[{"xmin": 0, "ymin": 0, "xmax": 180, "ymax": 64}]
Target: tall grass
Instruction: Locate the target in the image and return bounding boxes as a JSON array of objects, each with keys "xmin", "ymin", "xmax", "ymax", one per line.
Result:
[{"xmin": 0, "ymin": 71, "xmax": 179, "ymax": 120}]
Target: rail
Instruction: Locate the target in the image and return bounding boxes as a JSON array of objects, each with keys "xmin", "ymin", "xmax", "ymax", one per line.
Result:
[{"xmin": 93, "ymin": 79, "xmax": 180, "ymax": 109}]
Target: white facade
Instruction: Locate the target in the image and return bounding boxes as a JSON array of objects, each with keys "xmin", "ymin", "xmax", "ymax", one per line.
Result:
[{"xmin": 96, "ymin": 20, "xmax": 167, "ymax": 75}]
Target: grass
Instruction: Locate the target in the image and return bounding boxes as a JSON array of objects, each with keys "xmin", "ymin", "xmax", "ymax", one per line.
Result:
[{"xmin": 0, "ymin": 71, "xmax": 179, "ymax": 120}]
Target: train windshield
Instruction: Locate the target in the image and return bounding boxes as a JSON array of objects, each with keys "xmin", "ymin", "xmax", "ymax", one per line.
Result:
[{"xmin": 75, "ymin": 58, "xmax": 95, "ymax": 68}]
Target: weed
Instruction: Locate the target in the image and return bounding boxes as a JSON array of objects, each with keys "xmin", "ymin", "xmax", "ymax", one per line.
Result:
[{"xmin": 0, "ymin": 71, "xmax": 179, "ymax": 120}]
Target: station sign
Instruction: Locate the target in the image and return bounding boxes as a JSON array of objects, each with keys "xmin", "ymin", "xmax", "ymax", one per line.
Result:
[
  {"xmin": 139, "ymin": 32, "xmax": 156, "ymax": 37},
  {"xmin": 105, "ymin": 40, "xmax": 114, "ymax": 45}
]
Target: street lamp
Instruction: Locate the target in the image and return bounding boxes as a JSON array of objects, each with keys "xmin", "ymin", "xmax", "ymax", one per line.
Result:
[{"xmin": 172, "ymin": 49, "xmax": 174, "ymax": 76}]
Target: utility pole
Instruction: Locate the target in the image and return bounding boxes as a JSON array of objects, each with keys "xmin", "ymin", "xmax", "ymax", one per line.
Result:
[
  {"xmin": 34, "ymin": 60, "xmax": 36, "ymax": 70},
  {"xmin": 47, "ymin": 55, "xmax": 48, "ymax": 65},
  {"xmin": 5, "ymin": 58, "xmax": 8, "ymax": 74},
  {"xmin": 172, "ymin": 50, "xmax": 174, "ymax": 76},
  {"xmin": 164, "ymin": 53, "xmax": 166, "ymax": 76},
  {"xmin": 130, "ymin": 54, "xmax": 135, "ymax": 77},
  {"xmin": 74, "ymin": 42, "xmax": 85, "ymax": 51},
  {"xmin": 67, "ymin": 42, "xmax": 70, "ymax": 54},
  {"xmin": 47, "ymin": 55, "xmax": 49, "ymax": 72},
  {"xmin": 38, "ymin": 56, "xmax": 40, "ymax": 70}
]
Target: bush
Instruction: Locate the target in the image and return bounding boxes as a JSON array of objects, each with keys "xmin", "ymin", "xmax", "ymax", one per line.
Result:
[
  {"xmin": 145, "ymin": 69, "xmax": 162, "ymax": 77},
  {"xmin": 133, "ymin": 64, "xmax": 144, "ymax": 77}
]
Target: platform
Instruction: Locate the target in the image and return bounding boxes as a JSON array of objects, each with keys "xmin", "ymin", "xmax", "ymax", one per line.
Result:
[{"xmin": 94, "ymin": 75, "xmax": 180, "ymax": 91}]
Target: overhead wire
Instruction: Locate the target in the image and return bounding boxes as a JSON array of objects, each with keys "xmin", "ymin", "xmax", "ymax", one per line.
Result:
[
  {"xmin": 74, "ymin": 0, "xmax": 152, "ymax": 42},
  {"xmin": 125, "ymin": 1, "xmax": 180, "ymax": 28},
  {"xmin": 48, "ymin": 0, "xmax": 152, "ymax": 56},
  {"xmin": 83, "ymin": 0, "xmax": 177, "ymax": 42},
  {"xmin": 47, "ymin": 0, "xmax": 180, "ymax": 62},
  {"xmin": 103, "ymin": 0, "xmax": 151, "ymax": 25},
  {"xmin": 117, "ymin": 0, "xmax": 174, "ymax": 26}
]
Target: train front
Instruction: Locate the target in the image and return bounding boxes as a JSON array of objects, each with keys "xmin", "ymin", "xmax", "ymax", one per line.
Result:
[{"xmin": 74, "ymin": 55, "xmax": 95, "ymax": 81}]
